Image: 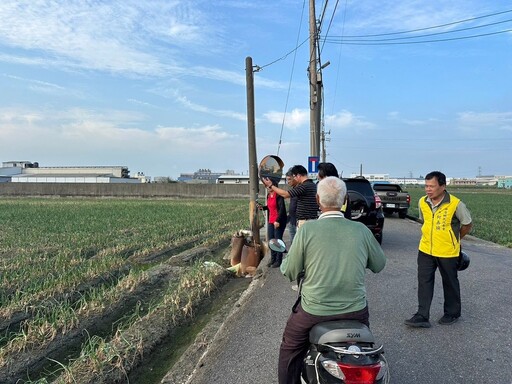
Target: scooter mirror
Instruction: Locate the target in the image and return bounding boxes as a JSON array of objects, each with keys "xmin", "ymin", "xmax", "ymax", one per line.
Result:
[{"xmin": 268, "ymin": 239, "xmax": 286, "ymax": 253}]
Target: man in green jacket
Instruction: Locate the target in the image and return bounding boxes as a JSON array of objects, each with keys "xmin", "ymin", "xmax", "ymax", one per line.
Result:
[{"xmin": 278, "ymin": 176, "xmax": 386, "ymax": 384}]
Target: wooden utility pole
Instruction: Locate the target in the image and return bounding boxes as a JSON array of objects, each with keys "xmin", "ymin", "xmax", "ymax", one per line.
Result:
[
  {"xmin": 245, "ymin": 56, "xmax": 260, "ymax": 245},
  {"xmin": 309, "ymin": 0, "xmax": 320, "ymax": 158}
]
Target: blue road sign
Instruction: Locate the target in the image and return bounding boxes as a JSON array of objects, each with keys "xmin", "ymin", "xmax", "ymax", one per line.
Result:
[{"xmin": 308, "ymin": 156, "xmax": 319, "ymax": 173}]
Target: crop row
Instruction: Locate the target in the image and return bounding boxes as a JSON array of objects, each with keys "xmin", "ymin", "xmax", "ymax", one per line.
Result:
[
  {"xmin": 0, "ymin": 198, "xmax": 247, "ymax": 304},
  {"xmin": 51, "ymin": 263, "xmax": 228, "ymax": 384},
  {"xmin": 0, "ymin": 198, "xmax": 249, "ymax": 383}
]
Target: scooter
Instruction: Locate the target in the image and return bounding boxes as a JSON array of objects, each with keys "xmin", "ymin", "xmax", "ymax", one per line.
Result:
[{"xmin": 268, "ymin": 239, "xmax": 390, "ymax": 384}]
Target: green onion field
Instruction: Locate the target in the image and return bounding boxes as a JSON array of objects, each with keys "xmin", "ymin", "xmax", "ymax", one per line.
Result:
[
  {"xmin": 0, "ymin": 198, "xmax": 248, "ymax": 383},
  {"xmin": 0, "ymin": 189, "xmax": 510, "ymax": 383}
]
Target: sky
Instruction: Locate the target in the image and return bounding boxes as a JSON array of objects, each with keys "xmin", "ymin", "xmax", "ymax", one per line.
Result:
[{"xmin": 0, "ymin": 1, "xmax": 511, "ymax": 180}]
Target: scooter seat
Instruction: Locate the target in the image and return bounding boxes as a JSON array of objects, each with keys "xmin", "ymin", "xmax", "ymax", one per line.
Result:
[{"xmin": 309, "ymin": 320, "xmax": 375, "ymax": 344}]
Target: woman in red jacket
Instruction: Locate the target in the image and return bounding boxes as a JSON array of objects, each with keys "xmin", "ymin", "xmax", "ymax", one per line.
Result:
[{"xmin": 261, "ymin": 179, "xmax": 288, "ymax": 267}]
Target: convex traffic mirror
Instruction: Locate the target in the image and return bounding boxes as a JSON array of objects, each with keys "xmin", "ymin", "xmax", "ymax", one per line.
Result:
[{"xmin": 258, "ymin": 155, "xmax": 284, "ymax": 185}]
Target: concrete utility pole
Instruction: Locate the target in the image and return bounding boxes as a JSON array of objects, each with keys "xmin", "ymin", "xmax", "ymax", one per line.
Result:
[
  {"xmin": 309, "ymin": 0, "xmax": 320, "ymax": 158},
  {"xmin": 245, "ymin": 56, "xmax": 260, "ymax": 245},
  {"xmin": 321, "ymin": 129, "xmax": 330, "ymax": 162}
]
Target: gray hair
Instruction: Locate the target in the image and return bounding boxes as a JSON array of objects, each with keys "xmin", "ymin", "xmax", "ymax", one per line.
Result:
[{"xmin": 317, "ymin": 176, "xmax": 347, "ymax": 209}]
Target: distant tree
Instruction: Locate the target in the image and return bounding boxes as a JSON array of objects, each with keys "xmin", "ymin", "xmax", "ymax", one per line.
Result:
[{"xmin": 154, "ymin": 176, "xmax": 176, "ymax": 183}]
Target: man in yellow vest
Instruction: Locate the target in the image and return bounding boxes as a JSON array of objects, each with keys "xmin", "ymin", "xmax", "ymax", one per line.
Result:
[{"xmin": 405, "ymin": 171, "xmax": 473, "ymax": 328}]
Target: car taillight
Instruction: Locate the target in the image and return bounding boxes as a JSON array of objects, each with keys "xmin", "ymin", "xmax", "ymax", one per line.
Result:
[
  {"xmin": 374, "ymin": 193, "xmax": 382, "ymax": 209},
  {"xmin": 406, "ymin": 194, "xmax": 411, "ymax": 204},
  {"xmin": 337, "ymin": 362, "xmax": 382, "ymax": 384}
]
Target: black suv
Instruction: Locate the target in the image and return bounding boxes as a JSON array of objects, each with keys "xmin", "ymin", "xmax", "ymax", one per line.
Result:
[{"xmin": 342, "ymin": 177, "xmax": 384, "ymax": 244}]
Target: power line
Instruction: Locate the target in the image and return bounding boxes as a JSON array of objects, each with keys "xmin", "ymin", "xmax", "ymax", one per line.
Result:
[
  {"xmin": 256, "ymin": 9, "xmax": 512, "ymax": 69},
  {"xmin": 256, "ymin": 38, "xmax": 309, "ymax": 71},
  {"xmin": 322, "ymin": 0, "xmax": 346, "ymax": 160},
  {"xmin": 277, "ymin": 0, "xmax": 307, "ymax": 156},
  {"xmin": 320, "ymin": 0, "xmax": 341, "ymax": 53},
  {"xmin": 323, "ymin": 18, "xmax": 512, "ymax": 43},
  {"xmin": 335, "ymin": 8, "xmax": 512, "ymax": 38},
  {"xmin": 317, "ymin": 0, "xmax": 330, "ymax": 32},
  {"xmin": 322, "ymin": 28, "xmax": 512, "ymax": 45},
  {"xmin": 257, "ymin": 1, "xmax": 330, "ymax": 71}
]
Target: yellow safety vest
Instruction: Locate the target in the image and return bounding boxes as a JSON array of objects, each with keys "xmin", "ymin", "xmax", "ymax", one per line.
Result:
[{"xmin": 418, "ymin": 194, "xmax": 461, "ymax": 257}]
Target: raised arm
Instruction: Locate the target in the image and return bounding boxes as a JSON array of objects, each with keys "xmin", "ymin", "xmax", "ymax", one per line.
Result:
[{"xmin": 262, "ymin": 177, "xmax": 291, "ymax": 199}]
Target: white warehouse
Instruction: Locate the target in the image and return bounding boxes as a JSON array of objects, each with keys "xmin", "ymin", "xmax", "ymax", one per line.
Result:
[{"xmin": 1, "ymin": 161, "xmax": 147, "ymax": 183}]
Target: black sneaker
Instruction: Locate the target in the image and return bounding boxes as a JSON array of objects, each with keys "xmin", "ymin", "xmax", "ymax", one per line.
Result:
[
  {"xmin": 271, "ymin": 262, "xmax": 281, "ymax": 268},
  {"xmin": 438, "ymin": 315, "xmax": 459, "ymax": 325},
  {"xmin": 404, "ymin": 313, "xmax": 431, "ymax": 328}
]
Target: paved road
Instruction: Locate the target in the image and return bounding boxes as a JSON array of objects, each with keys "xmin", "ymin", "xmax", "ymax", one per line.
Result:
[{"xmin": 187, "ymin": 217, "xmax": 512, "ymax": 384}]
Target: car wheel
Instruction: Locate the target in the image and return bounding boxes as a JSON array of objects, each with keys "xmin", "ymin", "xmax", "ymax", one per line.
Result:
[{"xmin": 398, "ymin": 210, "xmax": 407, "ymax": 219}]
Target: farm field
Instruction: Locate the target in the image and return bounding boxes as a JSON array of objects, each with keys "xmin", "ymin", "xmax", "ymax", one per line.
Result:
[
  {"xmin": 1, "ymin": 188, "xmax": 510, "ymax": 383},
  {"xmin": 405, "ymin": 187, "xmax": 512, "ymax": 248},
  {"xmin": 0, "ymin": 198, "xmax": 252, "ymax": 383}
]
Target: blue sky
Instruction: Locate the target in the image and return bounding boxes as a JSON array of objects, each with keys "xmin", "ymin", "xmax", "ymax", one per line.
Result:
[{"xmin": 1, "ymin": 1, "xmax": 511, "ymax": 179}]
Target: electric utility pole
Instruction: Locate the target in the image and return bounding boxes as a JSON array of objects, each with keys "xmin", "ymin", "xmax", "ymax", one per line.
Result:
[
  {"xmin": 321, "ymin": 129, "xmax": 330, "ymax": 162},
  {"xmin": 245, "ymin": 56, "xmax": 260, "ymax": 245},
  {"xmin": 309, "ymin": 0, "xmax": 320, "ymax": 158}
]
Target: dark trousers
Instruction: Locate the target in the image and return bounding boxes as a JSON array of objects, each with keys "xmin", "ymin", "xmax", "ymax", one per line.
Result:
[
  {"xmin": 278, "ymin": 303, "xmax": 369, "ymax": 384},
  {"xmin": 268, "ymin": 223, "xmax": 285, "ymax": 264},
  {"xmin": 417, "ymin": 250, "xmax": 461, "ymax": 319}
]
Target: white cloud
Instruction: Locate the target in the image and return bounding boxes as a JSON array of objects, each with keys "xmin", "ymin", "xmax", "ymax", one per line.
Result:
[
  {"xmin": 1, "ymin": 73, "xmax": 85, "ymax": 99},
  {"xmin": 456, "ymin": 111, "xmax": 512, "ymax": 133},
  {"xmin": 156, "ymin": 125, "xmax": 236, "ymax": 147},
  {"xmin": 187, "ymin": 66, "xmax": 287, "ymax": 89},
  {"xmin": 0, "ymin": 106, "xmax": 241, "ymax": 176},
  {"xmin": 0, "ymin": 1, "xmax": 223, "ymax": 77},
  {"xmin": 325, "ymin": 110, "xmax": 375, "ymax": 131},
  {"xmin": 0, "ymin": 1, "xmax": 296, "ymax": 91},
  {"xmin": 343, "ymin": 1, "xmax": 479, "ymax": 34},
  {"xmin": 127, "ymin": 99, "xmax": 161, "ymax": 109},
  {"xmin": 263, "ymin": 109, "xmax": 376, "ymax": 132},
  {"xmin": 457, "ymin": 111, "xmax": 512, "ymax": 125},
  {"xmin": 0, "ymin": 1, "xmax": 510, "ymax": 178},
  {"xmin": 387, "ymin": 111, "xmax": 428, "ymax": 126},
  {"xmin": 174, "ymin": 93, "xmax": 247, "ymax": 121},
  {"xmin": 264, "ymin": 108, "xmax": 309, "ymax": 129},
  {"xmin": 3, "ymin": 74, "xmax": 64, "ymax": 91}
]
